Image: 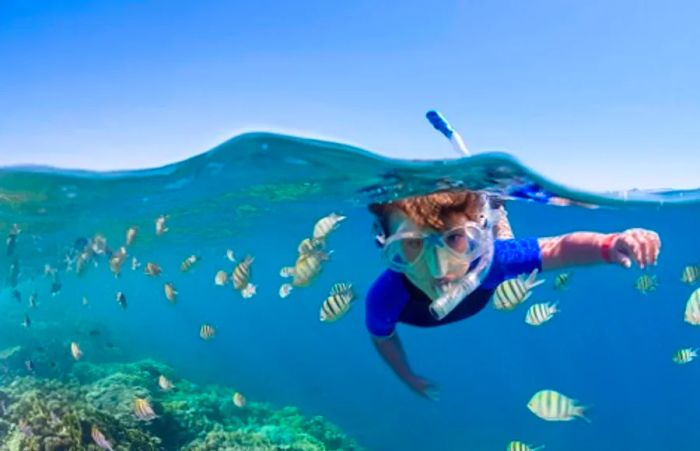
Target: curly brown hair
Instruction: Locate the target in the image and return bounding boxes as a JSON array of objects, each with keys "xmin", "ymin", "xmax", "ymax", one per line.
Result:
[{"xmin": 369, "ymin": 190, "xmax": 487, "ymax": 235}]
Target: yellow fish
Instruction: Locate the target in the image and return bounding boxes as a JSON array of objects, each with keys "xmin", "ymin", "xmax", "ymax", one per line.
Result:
[
  {"xmin": 164, "ymin": 282, "xmax": 178, "ymax": 303},
  {"xmin": 493, "ymin": 269, "xmax": 545, "ymax": 311},
  {"xmin": 133, "ymin": 398, "xmax": 156, "ymax": 421},
  {"xmin": 91, "ymin": 425, "xmax": 114, "ymax": 450},
  {"xmin": 280, "ymin": 250, "xmax": 332, "ymax": 296},
  {"xmin": 232, "ymin": 392, "xmax": 246, "ymax": 408},
  {"xmin": 312, "ymin": 213, "xmax": 345, "ymax": 241},
  {"xmin": 180, "ymin": 255, "xmax": 200, "ymax": 272},
  {"xmin": 527, "ymin": 389, "xmax": 590, "ymax": 423},
  {"xmin": 635, "ymin": 274, "xmax": 658, "ymax": 294},
  {"xmin": 507, "ymin": 441, "xmax": 545, "ymax": 451},
  {"xmin": 672, "ymin": 347, "xmax": 698, "ymax": 364},
  {"xmin": 200, "ymin": 324, "xmax": 215, "ymax": 340},
  {"xmin": 685, "ymin": 288, "xmax": 700, "ymax": 325},
  {"xmin": 681, "ymin": 265, "xmax": 700, "ymax": 285},
  {"xmin": 320, "ymin": 283, "xmax": 355, "ymax": 322},
  {"xmin": 70, "ymin": 342, "xmax": 83, "ymax": 360},
  {"xmin": 524, "ymin": 301, "xmax": 559, "ymax": 326},
  {"xmin": 553, "ymin": 272, "xmax": 571, "ymax": 290}
]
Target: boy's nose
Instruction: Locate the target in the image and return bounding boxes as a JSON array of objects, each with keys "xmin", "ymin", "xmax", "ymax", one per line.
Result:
[{"xmin": 426, "ymin": 246, "xmax": 451, "ymax": 278}]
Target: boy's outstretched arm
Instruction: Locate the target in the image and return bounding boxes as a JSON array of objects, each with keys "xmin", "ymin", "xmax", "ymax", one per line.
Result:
[
  {"xmin": 539, "ymin": 228, "xmax": 661, "ymax": 270},
  {"xmin": 371, "ymin": 332, "xmax": 439, "ymax": 401}
]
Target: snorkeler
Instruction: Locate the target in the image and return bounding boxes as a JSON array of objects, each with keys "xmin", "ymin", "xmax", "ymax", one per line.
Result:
[{"xmin": 366, "ymin": 190, "xmax": 661, "ymax": 400}]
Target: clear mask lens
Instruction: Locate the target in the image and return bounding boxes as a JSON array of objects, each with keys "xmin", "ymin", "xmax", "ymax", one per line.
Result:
[{"xmin": 383, "ymin": 224, "xmax": 487, "ymax": 272}]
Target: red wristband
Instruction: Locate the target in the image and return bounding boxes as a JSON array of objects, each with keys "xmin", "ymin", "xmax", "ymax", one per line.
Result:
[{"xmin": 601, "ymin": 234, "xmax": 618, "ymax": 263}]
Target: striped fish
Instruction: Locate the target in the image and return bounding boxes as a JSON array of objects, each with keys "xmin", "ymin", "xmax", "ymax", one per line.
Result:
[
  {"xmin": 507, "ymin": 441, "xmax": 545, "ymax": 451},
  {"xmin": 144, "ymin": 262, "xmax": 162, "ymax": 277},
  {"xmin": 281, "ymin": 250, "xmax": 332, "ymax": 293},
  {"xmin": 527, "ymin": 389, "xmax": 590, "ymax": 423},
  {"xmin": 180, "ymin": 255, "xmax": 200, "ymax": 272},
  {"xmin": 91, "ymin": 425, "xmax": 114, "ymax": 450},
  {"xmin": 554, "ymin": 272, "xmax": 571, "ymax": 290},
  {"xmin": 672, "ymin": 347, "xmax": 698, "ymax": 364},
  {"xmin": 493, "ymin": 269, "xmax": 545, "ymax": 311},
  {"xmin": 684, "ymin": 288, "xmax": 700, "ymax": 325},
  {"xmin": 133, "ymin": 398, "xmax": 157, "ymax": 421},
  {"xmin": 524, "ymin": 302, "xmax": 559, "ymax": 326},
  {"xmin": 635, "ymin": 274, "xmax": 658, "ymax": 294},
  {"xmin": 297, "ymin": 237, "xmax": 324, "ymax": 256},
  {"xmin": 232, "ymin": 255, "xmax": 254, "ymax": 290},
  {"xmin": 200, "ymin": 324, "xmax": 216, "ymax": 340},
  {"xmin": 320, "ymin": 283, "xmax": 355, "ymax": 322},
  {"xmin": 681, "ymin": 265, "xmax": 700, "ymax": 284},
  {"xmin": 312, "ymin": 213, "xmax": 346, "ymax": 241}
]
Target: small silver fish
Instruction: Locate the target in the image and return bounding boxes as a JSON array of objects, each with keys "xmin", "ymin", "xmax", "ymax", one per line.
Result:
[
  {"xmin": 155, "ymin": 215, "xmax": 169, "ymax": 236},
  {"xmin": 91, "ymin": 425, "xmax": 114, "ymax": 450}
]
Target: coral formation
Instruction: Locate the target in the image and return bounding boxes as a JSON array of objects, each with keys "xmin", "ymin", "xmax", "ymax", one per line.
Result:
[{"xmin": 0, "ymin": 359, "xmax": 362, "ymax": 450}]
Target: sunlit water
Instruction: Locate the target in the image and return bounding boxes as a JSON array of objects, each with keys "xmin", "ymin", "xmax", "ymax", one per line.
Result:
[{"xmin": 1, "ymin": 132, "xmax": 699, "ymax": 450}]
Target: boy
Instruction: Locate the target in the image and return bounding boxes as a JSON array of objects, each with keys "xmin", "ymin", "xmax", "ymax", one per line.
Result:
[{"xmin": 366, "ymin": 190, "xmax": 660, "ymax": 400}]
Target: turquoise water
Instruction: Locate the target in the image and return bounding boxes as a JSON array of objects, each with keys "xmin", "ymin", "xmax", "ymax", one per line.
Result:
[{"xmin": 1, "ymin": 132, "xmax": 700, "ymax": 450}]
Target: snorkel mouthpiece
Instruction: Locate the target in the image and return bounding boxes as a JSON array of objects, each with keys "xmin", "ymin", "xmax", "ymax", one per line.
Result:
[{"xmin": 429, "ymin": 271, "xmax": 481, "ymax": 320}]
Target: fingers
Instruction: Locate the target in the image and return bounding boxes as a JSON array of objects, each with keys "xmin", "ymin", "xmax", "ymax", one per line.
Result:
[
  {"xmin": 424, "ymin": 385, "xmax": 441, "ymax": 402},
  {"xmin": 612, "ymin": 235, "xmax": 637, "ymax": 268},
  {"xmin": 616, "ymin": 229, "xmax": 661, "ymax": 269}
]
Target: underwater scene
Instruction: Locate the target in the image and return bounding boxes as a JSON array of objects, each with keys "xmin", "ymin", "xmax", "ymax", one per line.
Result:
[{"xmin": 1, "ymin": 132, "xmax": 699, "ymax": 451}]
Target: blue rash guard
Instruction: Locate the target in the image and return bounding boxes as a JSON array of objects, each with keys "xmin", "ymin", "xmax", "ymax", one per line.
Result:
[{"xmin": 365, "ymin": 238, "xmax": 543, "ymax": 337}]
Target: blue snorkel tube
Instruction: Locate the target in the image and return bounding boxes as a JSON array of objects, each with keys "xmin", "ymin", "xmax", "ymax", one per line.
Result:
[
  {"xmin": 425, "ymin": 110, "xmax": 494, "ymax": 320},
  {"xmin": 425, "ymin": 110, "xmax": 471, "ymax": 157}
]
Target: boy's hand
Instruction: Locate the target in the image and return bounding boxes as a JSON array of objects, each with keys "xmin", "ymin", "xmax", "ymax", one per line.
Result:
[
  {"xmin": 407, "ymin": 375, "xmax": 440, "ymax": 401},
  {"xmin": 609, "ymin": 228, "xmax": 661, "ymax": 269}
]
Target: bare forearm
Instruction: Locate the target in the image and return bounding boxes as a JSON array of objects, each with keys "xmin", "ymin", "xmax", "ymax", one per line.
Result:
[
  {"xmin": 371, "ymin": 332, "xmax": 414, "ymax": 382},
  {"xmin": 539, "ymin": 232, "xmax": 612, "ymax": 270}
]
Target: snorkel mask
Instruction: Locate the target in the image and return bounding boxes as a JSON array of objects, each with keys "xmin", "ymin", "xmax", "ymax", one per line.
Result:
[{"xmin": 379, "ymin": 198, "xmax": 495, "ymax": 320}]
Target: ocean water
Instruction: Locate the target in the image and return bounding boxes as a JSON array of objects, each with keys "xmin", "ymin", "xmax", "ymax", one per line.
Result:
[{"xmin": 1, "ymin": 132, "xmax": 699, "ymax": 450}]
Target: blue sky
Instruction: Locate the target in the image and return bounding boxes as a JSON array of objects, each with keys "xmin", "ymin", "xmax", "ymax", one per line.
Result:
[{"xmin": 1, "ymin": 0, "xmax": 698, "ymax": 191}]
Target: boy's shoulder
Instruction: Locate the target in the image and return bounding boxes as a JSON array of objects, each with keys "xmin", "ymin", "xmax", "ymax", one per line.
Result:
[{"xmin": 367, "ymin": 270, "xmax": 406, "ymax": 300}]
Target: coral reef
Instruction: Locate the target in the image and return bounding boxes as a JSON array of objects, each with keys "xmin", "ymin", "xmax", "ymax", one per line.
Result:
[{"xmin": 0, "ymin": 359, "xmax": 362, "ymax": 450}]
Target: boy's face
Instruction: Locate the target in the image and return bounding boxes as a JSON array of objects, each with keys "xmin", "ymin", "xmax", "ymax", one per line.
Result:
[{"xmin": 386, "ymin": 211, "xmax": 471, "ymax": 301}]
